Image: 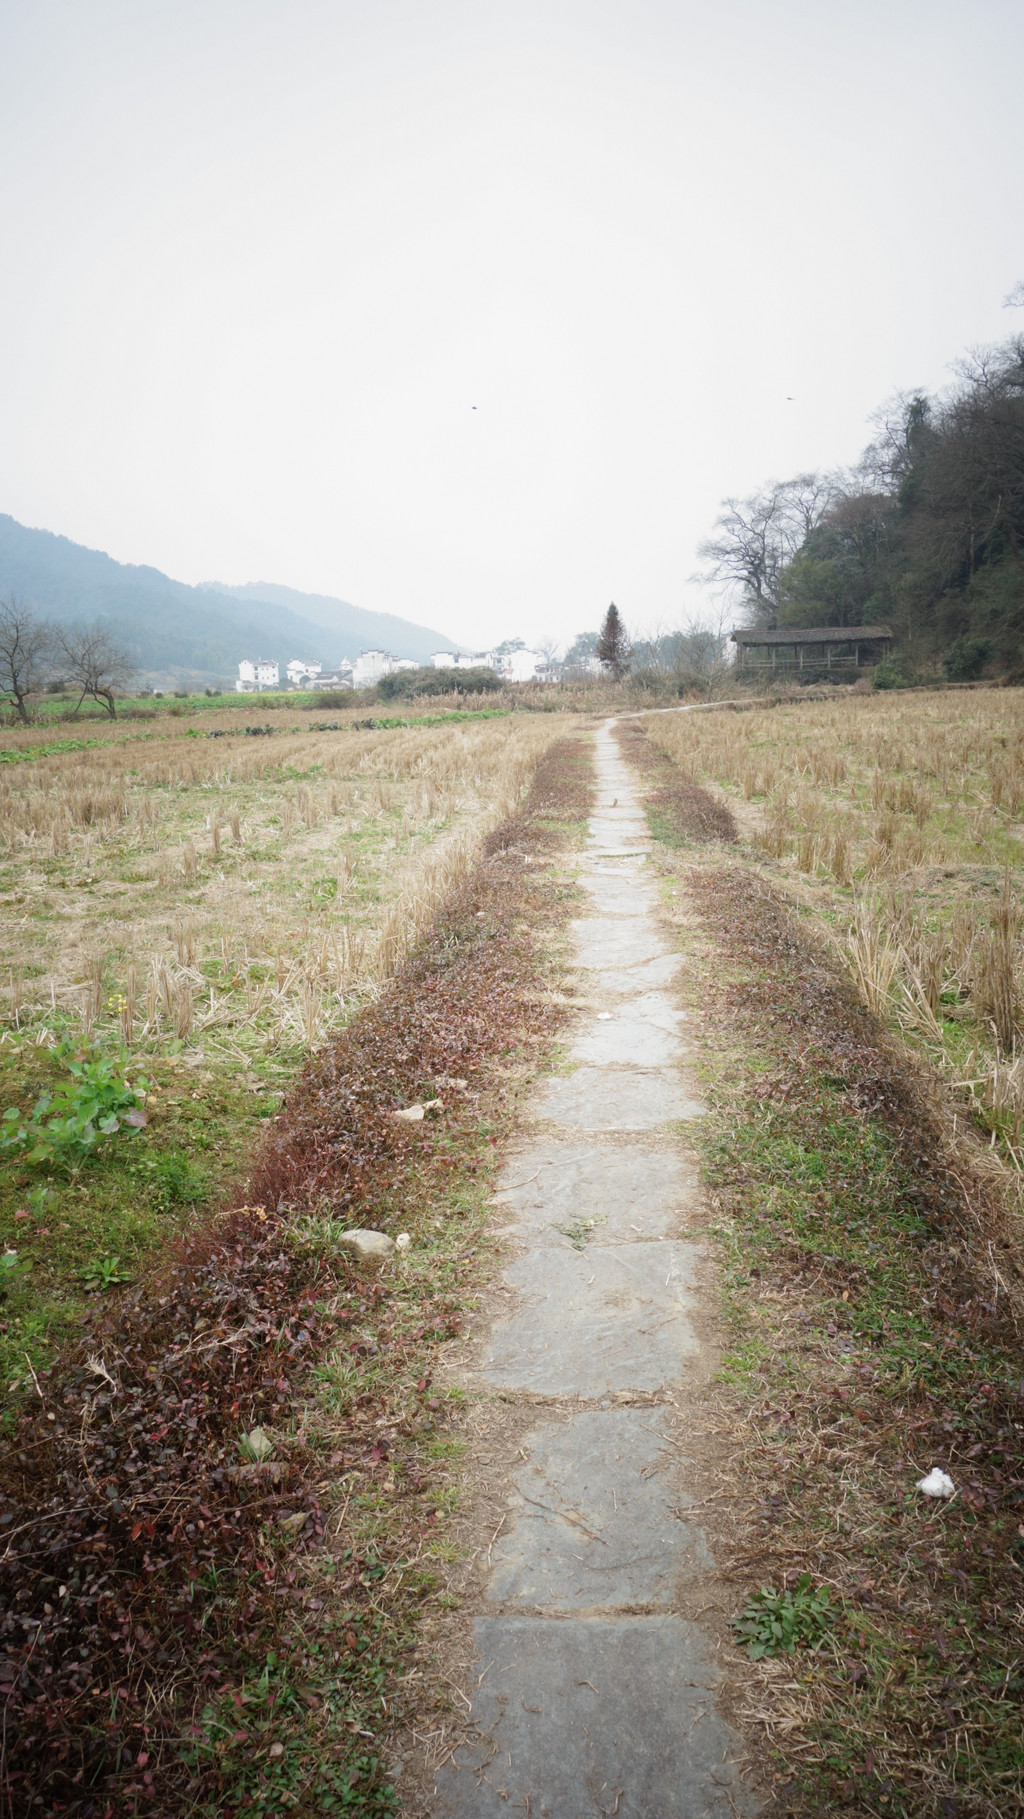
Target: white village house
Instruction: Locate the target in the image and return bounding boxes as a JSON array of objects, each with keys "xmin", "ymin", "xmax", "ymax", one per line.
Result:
[
  {"xmin": 235, "ymin": 658, "xmax": 280, "ymax": 693},
  {"xmin": 238, "ymin": 647, "xmax": 529, "ymax": 694},
  {"xmin": 430, "ymin": 648, "xmax": 552, "ymax": 683},
  {"xmin": 285, "ymin": 658, "xmax": 355, "ymax": 689},
  {"xmin": 286, "ymin": 658, "xmax": 322, "ymax": 686},
  {"xmin": 238, "ymin": 654, "xmax": 400, "ymax": 691},
  {"xmin": 350, "ymin": 650, "xmax": 398, "ymax": 687},
  {"xmin": 311, "ymin": 663, "xmax": 355, "ymax": 689}
]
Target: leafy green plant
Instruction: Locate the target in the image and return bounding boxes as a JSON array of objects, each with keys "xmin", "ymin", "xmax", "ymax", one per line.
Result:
[
  {"xmin": 78, "ymin": 1253, "xmax": 130, "ymax": 1292},
  {"xmin": 732, "ymin": 1575, "xmax": 833, "ymax": 1659},
  {"xmin": 0, "ymin": 1040, "xmax": 149, "ymax": 1170}
]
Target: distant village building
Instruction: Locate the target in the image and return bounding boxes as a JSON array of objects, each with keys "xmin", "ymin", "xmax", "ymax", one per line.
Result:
[
  {"xmin": 235, "ymin": 658, "xmax": 280, "ymax": 693},
  {"xmin": 286, "ymin": 659, "xmax": 322, "ymax": 686},
  {"xmin": 351, "ymin": 650, "xmax": 397, "ymax": 688},
  {"xmin": 496, "ymin": 648, "xmax": 551, "ymax": 683},
  {"xmin": 429, "ymin": 648, "xmax": 551, "ymax": 683},
  {"xmin": 237, "ymin": 658, "xmax": 359, "ymax": 690},
  {"xmin": 311, "ymin": 661, "xmax": 354, "ymax": 690}
]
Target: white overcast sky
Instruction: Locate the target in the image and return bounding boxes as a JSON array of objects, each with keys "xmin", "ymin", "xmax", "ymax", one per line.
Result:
[{"xmin": 0, "ymin": 0, "xmax": 1022, "ymax": 651}]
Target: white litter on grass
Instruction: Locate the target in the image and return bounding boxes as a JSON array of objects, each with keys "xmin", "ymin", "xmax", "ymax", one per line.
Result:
[
  {"xmin": 395, "ymin": 1233, "xmax": 411, "ymax": 1252},
  {"xmin": 597, "ymin": 1012, "xmax": 613, "ymax": 1021},
  {"xmin": 916, "ymin": 1468, "xmax": 956, "ymax": 1499}
]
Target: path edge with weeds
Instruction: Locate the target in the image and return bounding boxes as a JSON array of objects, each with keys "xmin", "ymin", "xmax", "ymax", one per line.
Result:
[
  {"xmin": 618, "ymin": 718, "xmax": 1024, "ymax": 1819},
  {"xmin": 0, "ymin": 737, "xmax": 594, "ymax": 1818}
]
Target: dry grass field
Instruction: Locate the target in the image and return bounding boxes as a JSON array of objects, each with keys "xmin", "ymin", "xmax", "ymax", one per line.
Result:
[
  {"xmin": 0, "ymin": 729, "xmax": 593, "ymax": 1818},
  {"xmin": 0, "ymin": 706, "xmax": 571, "ymax": 1391},
  {"xmin": 644, "ymin": 688, "xmax": 1024, "ymax": 1172},
  {"xmin": 620, "ymin": 693, "xmax": 1024, "ymax": 1815}
]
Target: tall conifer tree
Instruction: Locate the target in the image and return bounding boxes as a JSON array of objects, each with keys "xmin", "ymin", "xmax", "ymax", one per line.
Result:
[{"xmin": 596, "ymin": 603, "xmax": 631, "ymax": 678}]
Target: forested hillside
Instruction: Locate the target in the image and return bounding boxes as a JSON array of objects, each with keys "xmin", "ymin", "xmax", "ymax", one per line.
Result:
[
  {"xmin": 699, "ymin": 330, "xmax": 1024, "ymax": 679},
  {"xmin": 0, "ymin": 516, "xmax": 454, "ymax": 686}
]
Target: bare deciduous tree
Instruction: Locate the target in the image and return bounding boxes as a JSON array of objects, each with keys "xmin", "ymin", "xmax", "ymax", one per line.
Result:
[
  {"xmin": 0, "ymin": 597, "xmax": 52, "ymax": 723},
  {"xmin": 534, "ymin": 637, "xmax": 563, "ymax": 670},
  {"xmin": 57, "ymin": 623, "xmax": 137, "ymax": 719},
  {"xmin": 632, "ymin": 612, "xmax": 734, "ymax": 698},
  {"xmin": 694, "ymin": 473, "xmax": 840, "ymax": 623}
]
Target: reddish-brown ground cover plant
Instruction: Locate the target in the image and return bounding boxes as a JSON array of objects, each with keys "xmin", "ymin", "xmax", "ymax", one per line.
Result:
[
  {"xmin": 613, "ymin": 719, "xmax": 737, "ymax": 844},
  {"xmin": 0, "ymin": 737, "xmax": 593, "ymax": 1818}
]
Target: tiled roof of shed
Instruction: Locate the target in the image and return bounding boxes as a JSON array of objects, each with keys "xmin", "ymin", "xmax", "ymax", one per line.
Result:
[{"xmin": 730, "ymin": 625, "xmax": 893, "ymax": 646}]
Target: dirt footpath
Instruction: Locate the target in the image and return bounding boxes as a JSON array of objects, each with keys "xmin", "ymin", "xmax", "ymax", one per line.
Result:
[{"xmin": 428, "ymin": 720, "xmax": 758, "ymax": 1818}]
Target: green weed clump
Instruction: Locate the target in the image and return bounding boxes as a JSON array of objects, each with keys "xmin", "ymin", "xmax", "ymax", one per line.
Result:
[
  {"xmin": 733, "ymin": 1576, "xmax": 833, "ymax": 1659},
  {"xmin": 77, "ymin": 1250, "xmax": 130, "ymax": 1291},
  {"xmin": 1, "ymin": 1038, "xmax": 148, "ymax": 1169}
]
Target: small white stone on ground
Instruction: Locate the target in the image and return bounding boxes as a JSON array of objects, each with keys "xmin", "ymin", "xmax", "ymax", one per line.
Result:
[
  {"xmin": 395, "ymin": 1232, "xmax": 411, "ymax": 1251},
  {"xmin": 336, "ymin": 1230, "xmax": 395, "ymax": 1270},
  {"xmin": 916, "ymin": 1467, "xmax": 955, "ymax": 1498}
]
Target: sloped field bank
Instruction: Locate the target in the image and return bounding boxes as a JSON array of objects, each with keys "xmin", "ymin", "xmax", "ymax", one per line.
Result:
[
  {"xmin": 616, "ymin": 719, "xmax": 1024, "ymax": 1816},
  {"xmin": 0, "ymin": 711, "xmax": 566, "ymax": 1397},
  {"xmin": 620, "ymin": 712, "xmax": 1024, "ymax": 1817},
  {"xmin": 0, "ymin": 737, "xmax": 593, "ymax": 1818},
  {"xmin": 640, "ymin": 690, "xmax": 1024, "ymax": 1181},
  {"xmin": 687, "ymin": 867, "xmax": 1024, "ymax": 1818},
  {"xmin": 614, "ymin": 717, "xmax": 738, "ymax": 843}
]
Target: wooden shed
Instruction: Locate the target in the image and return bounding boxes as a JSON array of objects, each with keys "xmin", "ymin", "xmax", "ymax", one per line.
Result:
[{"xmin": 730, "ymin": 625, "xmax": 893, "ymax": 673}]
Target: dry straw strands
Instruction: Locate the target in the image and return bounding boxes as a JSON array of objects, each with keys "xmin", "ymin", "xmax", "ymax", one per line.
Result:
[
  {"xmin": 1, "ymin": 712, "xmax": 571, "ymax": 1064},
  {"xmin": 642, "ymin": 693, "xmax": 1024, "ymax": 1176}
]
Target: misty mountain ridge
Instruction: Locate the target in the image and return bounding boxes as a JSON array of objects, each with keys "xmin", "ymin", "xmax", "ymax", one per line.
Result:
[{"xmin": 0, "ymin": 514, "xmax": 459, "ymax": 687}]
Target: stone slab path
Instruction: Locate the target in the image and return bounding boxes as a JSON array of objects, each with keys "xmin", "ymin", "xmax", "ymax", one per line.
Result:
[{"xmin": 433, "ymin": 721, "xmax": 754, "ymax": 1819}]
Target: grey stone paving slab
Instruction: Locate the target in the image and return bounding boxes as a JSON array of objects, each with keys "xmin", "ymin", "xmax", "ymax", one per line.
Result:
[
  {"xmin": 570, "ymin": 1014, "xmax": 685, "ymax": 1067},
  {"xmin": 493, "ymin": 1139, "xmax": 697, "ymax": 1243},
  {"xmin": 620, "ymin": 988, "xmax": 689, "ymax": 1029},
  {"xmin": 571, "ymin": 917, "xmax": 669, "ymax": 971},
  {"xmin": 594, "ymin": 952, "xmax": 683, "ymax": 992},
  {"xmin": 581, "ymin": 860, "xmax": 655, "ymax": 894},
  {"xmin": 587, "ymin": 815, "xmax": 648, "ymax": 832},
  {"xmin": 481, "ymin": 1241, "xmax": 699, "ymax": 1395},
  {"xmin": 584, "ymin": 846, "xmax": 652, "ymax": 859},
  {"xmin": 434, "ymin": 1616, "xmax": 754, "ymax": 1818},
  {"xmin": 535, "ymin": 1066, "xmax": 704, "ymax": 1130},
  {"xmin": 487, "ymin": 1408, "xmax": 711, "ymax": 1608},
  {"xmin": 571, "ymin": 992, "xmax": 689, "ymax": 1067},
  {"xmin": 578, "ymin": 876, "xmax": 658, "ymax": 918}
]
